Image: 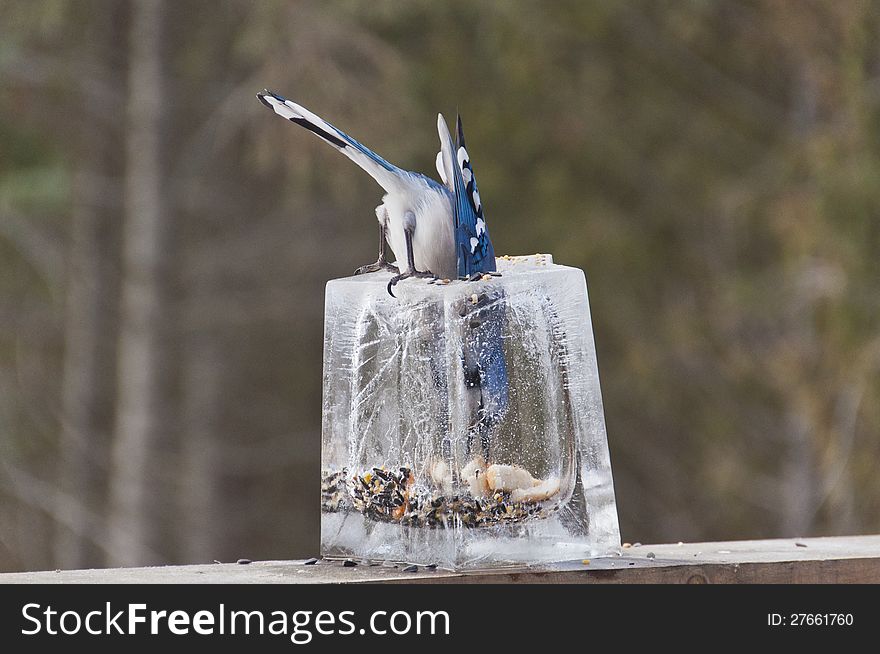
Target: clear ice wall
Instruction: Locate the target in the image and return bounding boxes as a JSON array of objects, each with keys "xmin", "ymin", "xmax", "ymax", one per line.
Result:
[{"xmin": 320, "ymin": 254, "xmax": 619, "ymax": 568}]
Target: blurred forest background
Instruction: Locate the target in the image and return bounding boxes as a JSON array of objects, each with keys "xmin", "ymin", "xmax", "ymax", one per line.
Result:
[{"xmin": 1, "ymin": 0, "xmax": 879, "ymax": 572}]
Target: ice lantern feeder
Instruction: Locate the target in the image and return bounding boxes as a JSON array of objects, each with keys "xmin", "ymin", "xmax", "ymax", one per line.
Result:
[{"xmin": 320, "ymin": 254, "xmax": 620, "ymax": 569}]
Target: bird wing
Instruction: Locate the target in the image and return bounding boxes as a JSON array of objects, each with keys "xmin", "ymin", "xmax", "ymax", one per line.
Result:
[
  {"xmin": 257, "ymin": 89, "xmax": 405, "ymax": 193},
  {"xmin": 452, "ymin": 115, "xmax": 496, "ymax": 277}
]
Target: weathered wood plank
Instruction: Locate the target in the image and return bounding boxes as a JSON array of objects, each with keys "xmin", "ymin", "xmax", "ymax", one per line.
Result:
[{"xmin": 2, "ymin": 535, "xmax": 878, "ymax": 584}]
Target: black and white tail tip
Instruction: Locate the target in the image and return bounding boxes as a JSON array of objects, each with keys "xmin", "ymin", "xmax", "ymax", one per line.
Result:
[{"xmin": 257, "ymin": 89, "xmax": 347, "ymax": 148}]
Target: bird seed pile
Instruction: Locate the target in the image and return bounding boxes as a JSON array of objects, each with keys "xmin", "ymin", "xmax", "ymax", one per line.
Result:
[{"xmin": 321, "ymin": 466, "xmax": 556, "ymax": 529}]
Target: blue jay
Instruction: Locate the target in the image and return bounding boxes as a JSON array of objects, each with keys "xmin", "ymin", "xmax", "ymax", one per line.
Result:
[
  {"xmin": 257, "ymin": 89, "xmax": 457, "ymax": 293},
  {"xmin": 256, "ymin": 90, "xmax": 508, "ymax": 459}
]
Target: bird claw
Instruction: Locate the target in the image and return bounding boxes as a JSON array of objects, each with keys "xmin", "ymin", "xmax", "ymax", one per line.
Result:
[
  {"xmin": 462, "ymin": 271, "xmax": 502, "ymax": 282},
  {"xmin": 354, "ymin": 260, "xmax": 398, "ymax": 276},
  {"xmin": 387, "ymin": 269, "xmax": 437, "ymax": 297}
]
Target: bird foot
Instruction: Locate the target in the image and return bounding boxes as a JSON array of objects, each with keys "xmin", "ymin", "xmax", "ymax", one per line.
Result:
[
  {"xmin": 462, "ymin": 271, "xmax": 503, "ymax": 282},
  {"xmin": 387, "ymin": 269, "xmax": 437, "ymax": 297},
  {"xmin": 354, "ymin": 259, "xmax": 398, "ymax": 276}
]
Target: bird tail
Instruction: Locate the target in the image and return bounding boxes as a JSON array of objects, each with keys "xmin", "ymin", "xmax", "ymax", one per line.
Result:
[{"xmin": 257, "ymin": 89, "xmax": 401, "ymax": 192}]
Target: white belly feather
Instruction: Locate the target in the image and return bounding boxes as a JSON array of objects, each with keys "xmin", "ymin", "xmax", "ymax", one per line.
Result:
[{"xmin": 382, "ymin": 184, "xmax": 456, "ymax": 280}]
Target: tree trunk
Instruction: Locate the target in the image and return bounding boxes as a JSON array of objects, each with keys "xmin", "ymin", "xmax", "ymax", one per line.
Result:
[
  {"xmin": 107, "ymin": 0, "xmax": 176, "ymax": 567},
  {"xmin": 54, "ymin": 4, "xmax": 126, "ymax": 570},
  {"xmin": 180, "ymin": 330, "xmax": 225, "ymax": 563}
]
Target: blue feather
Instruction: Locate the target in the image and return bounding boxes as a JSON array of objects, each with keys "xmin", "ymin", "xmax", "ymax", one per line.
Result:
[
  {"xmin": 445, "ymin": 115, "xmax": 507, "ymax": 457},
  {"xmin": 452, "ymin": 115, "xmax": 497, "ymax": 278},
  {"xmin": 463, "ymin": 290, "xmax": 510, "ymax": 459}
]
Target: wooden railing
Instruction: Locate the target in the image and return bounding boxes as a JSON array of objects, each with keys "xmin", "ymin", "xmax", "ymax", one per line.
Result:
[{"xmin": 2, "ymin": 535, "xmax": 878, "ymax": 583}]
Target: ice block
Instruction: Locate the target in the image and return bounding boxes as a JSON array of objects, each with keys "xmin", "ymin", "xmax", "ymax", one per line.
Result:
[{"xmin": 320, "ymin": 254, "xmax": 619, "ymax": 568}]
